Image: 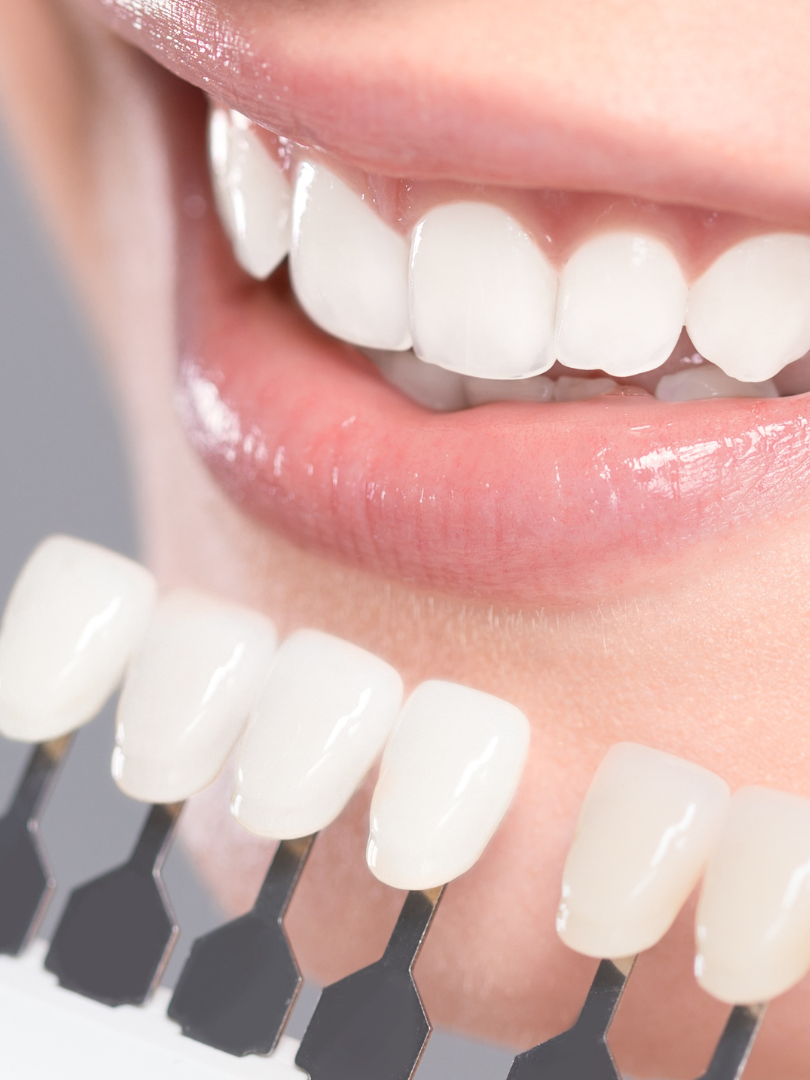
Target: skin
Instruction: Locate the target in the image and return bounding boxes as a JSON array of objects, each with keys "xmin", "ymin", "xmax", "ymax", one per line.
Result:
[{"xmin": 2, "ymin": 1, "xmax": 810, "ymax": 1076}]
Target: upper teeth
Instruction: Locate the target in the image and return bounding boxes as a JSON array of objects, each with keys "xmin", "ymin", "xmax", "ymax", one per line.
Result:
[
  {"xmin": 555, "ymin": 231, "xmax": 688, "ymax": 378},
  {"xmin": 686, "ymin": 233, "xmax": 810, "ymax": 382},
  {"xmin": 289, "ymin": 160, "xmax": 412, "ymax": 351},
  {"xmin": 208, "ymin": 109, "xmax": 292, "ymax": 281},
  {"xmin": 212, "ymin": 108, "xmax": 810, "ymax": 393},
  {"xmin": 409, "ymin": 202, "xmax": 557, "ymax": 379}
]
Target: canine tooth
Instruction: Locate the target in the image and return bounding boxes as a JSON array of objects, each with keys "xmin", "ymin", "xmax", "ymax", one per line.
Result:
[
  {"xmin": 655, "ymin": 363, "xmax": 778, "ymax": 402},
  {"xmin": 366, "ymin": 348, "xmax": 468, "ymax": 411},
  {"xmin": 465, "ymin": 374, "xmax": 554, "ymax": 405},
  {"xmin": 290, "ymin": 161, "xmax": 411, "ymax": 350},
  {"xmin": 0, "ymin": 536, "xmax": 156, "ymax": 742},
  {"xmin": 555, "ymin": 231, "xmax": 688, "ymax": 377},
  {"xmin": 554, "ymin": 375, "xmax": 618, "ymax": 402},
  {"xmin": 112, "ymin": 590, "xmax": 277, "ymax": 804},
  {"xmin": 232, "ymin": 630, "xmax": 403, "ymax": 838},
  {"xmin": 557, "ymin": 743, "xmax": 729, "ymax": 959},
  {"xmin": 208, "ymin": 108, "xmax": 291, "ymax": 280},
  {"xmin": 409, "ymin": 202, "xmax": 557, "ymax": 379},
  {"xmin": 696, "ymin": 787, "xmax": 810, "ymax": 1004},
  {"xmin": 687, "ymin": 234, "xmax": 810, "ymax": 382},
  {"xmin": 366, "ymin": 680, "xmax": 529, "ymax": 890}
]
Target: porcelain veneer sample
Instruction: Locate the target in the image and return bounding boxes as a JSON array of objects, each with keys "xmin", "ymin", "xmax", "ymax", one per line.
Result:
[
  {"xmin": 696, "ymin": 786, "xmax": 810, "ymax": 1004},
  {"xmin": 231, "ymin": 629, "xmax": 403, "ymax": 839},
  {"xmin": 366, "ymin": 680, "xmax": 530, "ymax": 890},
  {"xmin": 112, "ymin": 590, "xmax": 277, "ymax": 804},
  {"xmin": 557, "ymin": 743, "xmax": 730, "ymax": 959},
  {"xmin": 0, "ymin": 536, "xmax": 157, "ymax": 742}
]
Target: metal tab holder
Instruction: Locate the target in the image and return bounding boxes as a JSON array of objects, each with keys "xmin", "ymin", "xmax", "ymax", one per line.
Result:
[
  {"xmin": 506, "ymin": 956, "xmax": 635, "ymax": 1080},
  {"xmin": 295, "ymin": 885, "xmax": 445, "ymax": 1080},
  {"xmin": 693, "ymin": 1003, "xmax": 766, "ymax": 1080},
  {"xmin": 0, "ymin": 735, "xmax": 73, "ymax": 955},
  {"xmin": 44, "ymin": 801, "xmax": 182, "ymax": 1006},
  {"xmin": 168, "ymin": 833, "xmax": 315, "ymax": 1056}
]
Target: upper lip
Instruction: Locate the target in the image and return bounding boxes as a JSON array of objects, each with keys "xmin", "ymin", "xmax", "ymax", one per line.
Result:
[{"xmin": 101, "ymin": 0, "xmax": 810, "ymax": 226}]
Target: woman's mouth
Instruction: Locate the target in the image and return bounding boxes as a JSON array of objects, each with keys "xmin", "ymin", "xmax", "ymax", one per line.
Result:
[{"xmin": 167, "ymin": 96, "xmax": 810, "ymax": 607}]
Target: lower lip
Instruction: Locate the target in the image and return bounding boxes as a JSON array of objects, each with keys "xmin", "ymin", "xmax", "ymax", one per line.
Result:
[{"xmin": 173, "ymin": 98, "xmax": 810, "ymax": 606}]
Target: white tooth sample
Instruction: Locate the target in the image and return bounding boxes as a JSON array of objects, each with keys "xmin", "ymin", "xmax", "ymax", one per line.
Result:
[
  {"xmin": 655, "ymin": 363, "xmax": 778, "ymax": 402},
  {"xmin": 696, "ymin": 787, "xmax": 810, "ymax": 1004},
  {"xmin": 232, "ymin": 630, "xmax": 403, "ymax": 839},
  {"xmin": 208, "ymin": 107, "xmax": 291, "ymax": 280},
  {"xmin": 290, "ymin": 161, "xmax": 411, "ymax": 350},
  {"xmin": 366, "ymin": 348, "xmax": 468, "ymax": 412},
  {"xmin": 687, "ymin": 234, "xmax": 810, "ymax": 382},
  {"xmin": 112, "ymin": 590, "xmax": 277, "ymax": 804},
  {"xmin": 367, "ymin": 680, "xmax": 530, "ymax": 890},
  {"xmin": 0, "ymin": 536, "xmax": 156, "ymax": 742},
  {"xmin": 409, "ymin": 202, "xmax": 557, "ymax": 379},
  {"xmin": 555, "ymin": 231, "xmax": 688, "ymax": 378},
  {"xmin": 554, "ymin": 375, "xmax": 618, "ymax": 402},
  {"xmin": 557, "ymin": 743, "xmax": 729, "ymax": 959},
  {"xmin": 465, "ymin": 374, "xmax": 554, "ymax": 405}
]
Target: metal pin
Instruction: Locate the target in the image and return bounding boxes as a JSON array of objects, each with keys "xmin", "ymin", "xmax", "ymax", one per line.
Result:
[
  {"xmin": 0, "ymin": 735, "xmax": 73, "ymax": 955},
  {"xmin": 506, "ymin": 956, "xmax": 635, "ymax": 1080},
  {"xmin": 295, "ymin": 885, "xmax": 445, "ymax": 1080},
  {"xmin": 44, "ymin": 800, "xmax": 182, "ymax": 1005},
  {"xmin": 167, "ymin": 833, "xmax": 315, "ymax": 1056},
  {"xmin": 693, "ymin": 1003, "xmax": 766, "ymax": 1080}
]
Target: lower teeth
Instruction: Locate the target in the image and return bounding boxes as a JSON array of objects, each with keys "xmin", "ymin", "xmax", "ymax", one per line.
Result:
[{"xmin": 364, "ymin": 348, "xmax": 787, "ymax": 412}]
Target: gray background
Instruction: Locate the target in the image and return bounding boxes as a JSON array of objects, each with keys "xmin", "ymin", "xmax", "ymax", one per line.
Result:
[{"xmin": 0, "ymin": 127, "xmax": 514, "ymax": 1077}]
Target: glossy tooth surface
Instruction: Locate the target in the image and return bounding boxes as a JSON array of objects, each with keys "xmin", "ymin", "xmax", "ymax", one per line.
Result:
[
  {"xmin": 113, "ymin": 590, "xmax": 277, "ymax": 804},
  {"xmin": 0, "ymin": 536, "xmax": 156, "ymax": 742},
  {"xmin": 290, "ymin": 161, "xmax": 411, "ymax": 350},
  {"xmin": 557, "ymin": 743, "xmax": 729, "ymax": 959},
  {"xmin": 556, "ymin": 231, "xmax": 688, "ymax": 377},
  {"xmin": 409, "ymin": 202, "xmax": 557, "ymax": 379},
  {"xmin": 232, "ymin": 630, "xmax": 403, "ymax": 839},
  {"xmin": 367, "ymin": 680, "xmax": 530, "ymax": 890},
  {"xmin": 367, "ymin": 348, "xmax": 468, "ymax": 412},
  {"xmin": 696, "ymin": 787, "xmax": 810, "ymax": 1004},
  {"xmin": 465, "ymin": 374, "xmax": 554, "ymax": 406},
  {"xmin": 554, "ymin": 375, "xmax": 618, "ymax": 402},
  {"xmin": 208, "ymin": 108, "xmax": 291, "ymax": 281},
  {"xmin": 687, "ymin": 234, "xmax": 810, "ymax": 382},
  {"xmin": 655, "ymin": 363, "xmax": 778, "ymax": 402}
]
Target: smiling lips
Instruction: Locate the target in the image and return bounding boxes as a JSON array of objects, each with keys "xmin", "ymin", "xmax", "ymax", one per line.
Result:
[{"xmin": 96, "ymin": 1, "xmax": 807, "ymax": 605}]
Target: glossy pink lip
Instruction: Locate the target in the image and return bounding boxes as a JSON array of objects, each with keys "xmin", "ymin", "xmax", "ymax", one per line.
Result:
[{"xmin": 173, "ymin": 101, "xmax": 810, "ymax": 606}]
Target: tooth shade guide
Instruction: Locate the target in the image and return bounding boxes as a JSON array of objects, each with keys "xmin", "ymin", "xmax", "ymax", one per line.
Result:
[
  {"xmin": 0, "ymin": 736, "xmax": 72, "ymax": 956},
  {"xmin": 366, "ymin": 680, "xmax": 530, "ymax": 891},
  {"xmin": 507, "ymin": 957, "xmax": 634, "ymax": 1080},
  {"xmin": 231, "ymin": 628, "xmax": 403, "ymax": 840},
  {"xmin": 168, "ymin": 835, "xmax": 315, "ymax": 1057},
  {"xmin": 0, "ymin": 535, "xmax": 157, "ymax": 743},
  {"xmin": 113, "ymin": 589, "xmax": 278, "ymax": 804},
  {"xmin": 695, "ymin": 786, "xmax": 810, "ymax": 1005},
  {"xmin": 0, "ymin": 944, "xmax": 305, "ymax": 1077},
  {"xmin": 557, "ymin": 743, "xmax": 730, "ymax": 960},
  {"xmin": 294, "ymin": 886, "xmax": 444, "ymax": 1080},
  {"xmin": 45, "ymin": 802, "xmax": 182, "ymax": 1006}
]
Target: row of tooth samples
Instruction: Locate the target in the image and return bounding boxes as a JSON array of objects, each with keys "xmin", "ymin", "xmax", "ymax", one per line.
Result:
[
  {"xmin": 0, "ymin": 536, "xmax": 529, "ymax": 1073},
  {"xmin": 4, "ymin": 537, "xmax": 810, "ymax": 1077},
  {"xmin": 209, "ymin": 106, "xmax": 810, "ymax": 388}
]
